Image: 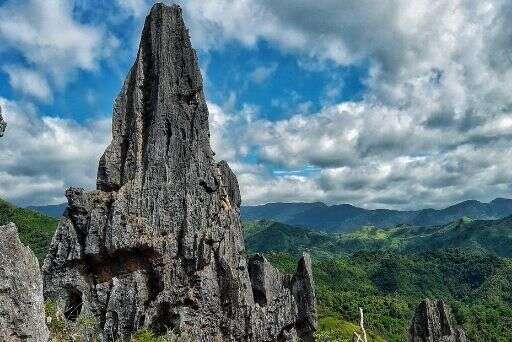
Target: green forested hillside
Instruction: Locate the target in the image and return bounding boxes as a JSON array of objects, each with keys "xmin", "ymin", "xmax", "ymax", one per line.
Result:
[
  {"xmin": 266, "ymin": 250, "xmax": 512, "ymax": 342},
  {"xmin": 244, "ymin": 219, "xmax": 512, "ymax": 341},
  {"xmin": 0, "ymin": 199, "xmax": 58, "ymax": 261},
  {"xmin": 244, "ymin": 217, "xmax": 512, "ymax": 258}
]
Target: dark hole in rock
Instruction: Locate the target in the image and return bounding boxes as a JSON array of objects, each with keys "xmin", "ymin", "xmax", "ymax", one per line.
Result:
[
  {"xmin": 64, "ymin": 289, "xmax": 83, "ymax": 321},
  {"xmin": 150, "ymin": 302, "xmax": 179, "ymax": 336},
  {"xmin": 77, "ymin": 248, "xmax": 159, "ymax": 284},
  {"xmin": 252, "ymin": 287, "xmax": 267, "ymax": 307},
  {"xmin": 248, "ymin": 256, "xmax": 268, "ymax": 307}
]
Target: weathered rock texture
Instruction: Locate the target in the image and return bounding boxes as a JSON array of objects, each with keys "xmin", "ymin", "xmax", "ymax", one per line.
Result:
[
  {"xmin": 0, "ymin": 105, "xmax": 6, "ymax": 137},
  {"xmin": 0, "ymin": 223, "xmax": 50, "ymax": 341},
  {"xmin": 43, "ymin": 3, "xmax": 316, "ymax": 341},
  {"xmin": 408, "ymin": 299, "xmax": 467, "ymax": 342}
]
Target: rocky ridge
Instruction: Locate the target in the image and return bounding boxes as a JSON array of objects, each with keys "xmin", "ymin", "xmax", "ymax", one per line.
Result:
[
  {"xmin": 408, "ymin": 299, "xmax": 467, "ymax": 342},
  {"xmin": 0, "ymin": 223, "xmax": 50, "ymax": 341},
  {"xmin": 42, "ymin": 3, "xmax": 316, "ymax": 341}
]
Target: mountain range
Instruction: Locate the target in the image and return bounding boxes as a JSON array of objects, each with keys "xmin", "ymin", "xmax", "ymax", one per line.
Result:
[
  {"xmin": 241, "ymin": 198, "xmax": 512, "ymax": 231},
  {"xmin": 243, "ymin": 215, "xmax": 512, "ymax": 258}
]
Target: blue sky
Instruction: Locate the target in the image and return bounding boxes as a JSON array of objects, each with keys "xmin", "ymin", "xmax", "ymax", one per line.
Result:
[{"xmin": 1, "ymin": 0, "xmax": 512, "ymax": 209}]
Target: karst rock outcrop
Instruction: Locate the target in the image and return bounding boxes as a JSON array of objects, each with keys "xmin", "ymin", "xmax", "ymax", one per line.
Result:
[
  {"xmin": 408, "ymin": 299, "xmax": 467, "ymax": 342},
  {"xmin": 0, "ymin": 104, "xmax": 6, "ymax": 137},
  {"xmin": 0, "ymin": 223, "xmax": 50, "ymax": 342},
  {"xmin": 42, "ymin": 3, "xmax": 317, "ymax": 341}
]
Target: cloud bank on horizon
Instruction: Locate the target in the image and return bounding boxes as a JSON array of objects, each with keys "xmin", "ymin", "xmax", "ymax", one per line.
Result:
[{"xmin": 1, "ymin": 0, "xmax": 512, "ymax": 210}]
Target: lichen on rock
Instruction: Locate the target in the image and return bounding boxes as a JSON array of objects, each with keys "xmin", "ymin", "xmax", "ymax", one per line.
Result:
[{"xmin": 42, "ymin": 3, "xmax": 317, "ymax": 341}]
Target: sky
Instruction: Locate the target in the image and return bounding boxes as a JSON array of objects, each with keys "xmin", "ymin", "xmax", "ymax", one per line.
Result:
[{"xmin": 1, "ymin": 0, "xmax": 512, "ymax": 210}]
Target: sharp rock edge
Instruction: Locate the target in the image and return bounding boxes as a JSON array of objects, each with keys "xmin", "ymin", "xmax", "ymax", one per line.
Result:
[
  {"xmin": 42, "ymin": 3, "xmax": 317, "ymax": 341},
  {"xmin": 408, "ymin": 299, "xmax": 467, "ymax": 342}
]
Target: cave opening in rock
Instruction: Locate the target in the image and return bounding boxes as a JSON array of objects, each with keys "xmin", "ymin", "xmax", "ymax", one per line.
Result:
[
  {"xmin": 64, "ymin": 289, "xmax": 83, "ymax": 321},
  {"xmin": 150, "ymin": 302, "xmax": 178, "ymax": 336},
  {"xmin": 252, "ymin": 287, "xmax": 268, "ymax": 307}
]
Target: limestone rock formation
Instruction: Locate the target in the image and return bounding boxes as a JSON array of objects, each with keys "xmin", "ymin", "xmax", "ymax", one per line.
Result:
[
  {"xmin": 0, "ymin": 223, "xmax": 50, "ymax": 342},
  {"xmin": 408, "ymin": 299, "xmax": 467, "ymax": 342},
  {"xmin": 0, "ymin": 104, "xmax": 6, "ymax": 137},
  {"xmin": 43, "ymin": 3, "xmax": 316, "ymax": 341}
]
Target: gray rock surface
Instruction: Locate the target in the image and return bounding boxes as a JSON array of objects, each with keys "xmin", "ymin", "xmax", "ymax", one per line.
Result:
[
  {"xmin": 43, "ymin": 3, "xmax": 316, "ymax": 341},
  {"xmin": 0, "ymin": 105, "xmax": 6, "ymax": 137},
  {"xmin": 408, "ymin": 299, "xmax": 467, "ymax": 342},
  {"xmin": 0, "ymin": 223, "xmax": 49, "ymax": 342}
]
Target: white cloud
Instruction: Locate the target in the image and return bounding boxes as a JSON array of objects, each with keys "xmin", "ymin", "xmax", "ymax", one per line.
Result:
[
  {"xmin": 209, "ymin": 95, "xmax": 512, "ymax": 209},
  {"xmin": 0, "ymin": 0, "xmax": 118, "ymax": 93},
  {"xmin": 187, "ymin": 0, "xmax": 512, "ymax": 208},
  {"xmin": 3, "ymin": 66, "xmax": 52, "ymax": 102},
  {"xmin": 0, "ymin": 98, "xmax": 111, "ymax": 206},
  {"xmin": 2, "ymin": 0, "xmax": 512, "ymax": 210}
]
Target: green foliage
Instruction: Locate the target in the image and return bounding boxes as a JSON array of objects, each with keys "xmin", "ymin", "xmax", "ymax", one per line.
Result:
[
  {"xmin": 244, "ymin": 217, "xmax": 512, "ymax": 258},
  {"xmin": 265, "ymin": 249, "xmax": 512, "ymax": 342},
  {"xmin": 45, "ymin": 300, "xmax": 68, "ymax": 340},
  {"xmin": 0, "ymin": 198, "xmax": 58, "ymax": 262},
  {"xmin": 131, "ymin": 328, "xmax": 197, "ymax": 342},
  {"xmin": 315, "ymin": 316, "xmax": 385, "ymax": 342}
]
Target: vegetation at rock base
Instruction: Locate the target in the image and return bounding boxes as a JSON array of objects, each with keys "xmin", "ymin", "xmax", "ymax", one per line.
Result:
[
  {"xmin": 45, "ymin": 300, "xmax": 99, "ymax": 341},
  {"xmin": 131, "ymin": 329, "xmax": 198, "ymax": 342}
]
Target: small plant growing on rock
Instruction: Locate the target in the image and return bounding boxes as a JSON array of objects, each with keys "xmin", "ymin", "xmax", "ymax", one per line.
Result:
[
  {"xmin": 45, "ymin": 299, "xmax": 69, "ymax": 341},
  {"xmin": 45, "ymin": 299, "xmax": 100, "ymax": 341}
]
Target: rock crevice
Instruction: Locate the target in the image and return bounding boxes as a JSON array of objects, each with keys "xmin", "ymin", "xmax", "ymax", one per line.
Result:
[{"xmin": 43, "ymin": 3, "xmax": 317, "ymax": 341}]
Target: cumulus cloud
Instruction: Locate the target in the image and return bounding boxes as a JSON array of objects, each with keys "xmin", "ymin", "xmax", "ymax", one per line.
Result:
[
  {"xmin": 2, "ymin": 0, "xmax": 512, "ymax": 210},
  {"xmin": 184, "ymin": 0, "xmax": 512, "ymax": 209},
  {"xmin": 0, "ymin": 0, "xmax": 118, "ymax": 94},
  {"xmin": 0, "ymin": 98, "xmax": 111, "ymax": 206},
  {"xmin": 210, "ymin": 98, "xmax": 512, "ymax": 209}
]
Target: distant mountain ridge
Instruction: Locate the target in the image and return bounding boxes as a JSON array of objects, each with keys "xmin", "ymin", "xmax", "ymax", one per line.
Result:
[
  {"xmin": 27, "ymin": 203, "xmax": 67, "ymax": 218},
  {"xmin": 29, "ymin": 198, "xmax": 512, "ymax": 232},
  {"xmin": 243, "ymin": 215, "xmax": 512, "ymax": 258},
  {"xmin": 241, "ymin": 198, "xmax": 512, "ymax": 232}
]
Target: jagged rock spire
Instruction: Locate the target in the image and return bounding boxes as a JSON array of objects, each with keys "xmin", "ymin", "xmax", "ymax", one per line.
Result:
[
  {"xmin": 408, "ymin": 299, "xmax": 467, "ymax": 342},
  {"xmin": 96, "ymin": 3, "xmax": 210, "ymax": 192},
  {"xmin": 43, "ymin": 3, "xmax": 316, "ymax": 341},
  {"xmin": 0, "ymin": 105, "xmax": 6, "ymax": 137}
]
